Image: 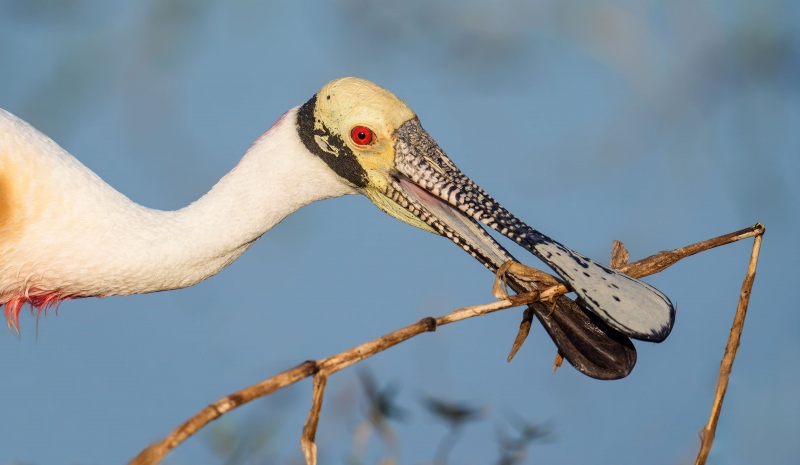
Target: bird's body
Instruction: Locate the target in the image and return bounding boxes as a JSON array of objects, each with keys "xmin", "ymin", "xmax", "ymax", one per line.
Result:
[
  {"xmin": 0, "ymin": 107, "xmax": 353, "ymax": 326},
  {"xmin": 1, "ymin": 77, "xmax": 674, "ymax": 378}
]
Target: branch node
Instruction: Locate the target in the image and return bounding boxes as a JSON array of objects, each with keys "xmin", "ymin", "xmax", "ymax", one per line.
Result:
[
  {"xmin": 419, "ymin": 316, "xmax": 437, "ymax": 332},
  {"xmin": 301, "ymin": 360, "xmax": 320, "ymax": 376}
]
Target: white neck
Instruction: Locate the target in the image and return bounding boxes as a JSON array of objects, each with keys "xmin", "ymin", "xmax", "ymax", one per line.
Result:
[{"xmin": 0, "ymin": 107, "xmax": 356, "ymax": 301}]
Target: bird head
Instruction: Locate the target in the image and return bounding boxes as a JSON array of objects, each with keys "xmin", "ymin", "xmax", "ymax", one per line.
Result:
[{"xmin": 296, "ymin": 77, "xmax": 510, "ymax": 270}]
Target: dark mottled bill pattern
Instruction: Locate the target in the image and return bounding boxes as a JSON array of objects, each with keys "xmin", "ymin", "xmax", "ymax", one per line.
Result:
[{"xmin": 391, "ymin": 119, "xmax": 675, "ymax": 342}]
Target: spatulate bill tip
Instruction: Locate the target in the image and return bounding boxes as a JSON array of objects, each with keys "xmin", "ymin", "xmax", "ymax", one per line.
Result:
[
  {"xmin": 585, "ymin": 291, "xmax": 675, "ymax": 343},
  {"xmin": 531, "ymin": 241, "xmax": 675, "ymax": 343}
]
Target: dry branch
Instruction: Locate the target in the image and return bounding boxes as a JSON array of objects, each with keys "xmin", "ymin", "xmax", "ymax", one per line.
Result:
[
  {"xmin": 129, "ymin": 223, "xmax": 764, "ymax": 465},
  {"xmin": 301, "ymin": 374, "xmax": 328, "ymax": 465},
  {"xmin": 694, "ymin": 231, "xmax": 763, "ymax": 465}
]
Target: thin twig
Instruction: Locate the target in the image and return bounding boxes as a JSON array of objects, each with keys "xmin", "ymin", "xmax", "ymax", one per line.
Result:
[
  {"xmin": 301, "ymin": 373, "xmax": 328, "ymax": 465},
  {"xmin": 610, "ymin": 240, "xmax": 630, "ymax": 270},
  {"xmin": 694, "ymin": 231, "xmax": 763, "ymax": 464},
  {"xmin": 506, "ymin": 307, "xmax": 533, "ymax": 362},
  {"xmin": 537, "ymin": 223, "xmax": 763, "ymax": 304},
  {"xmin": 129, "ymin": 223, "xmax": 764, "ymax": 465},
  {"xmin": 619, "ymin": 224, "xmax": 764, "ymax": 279},
  {"xmin": 129, "ymin": 319, "xmax": 439, "ymax": 465}
]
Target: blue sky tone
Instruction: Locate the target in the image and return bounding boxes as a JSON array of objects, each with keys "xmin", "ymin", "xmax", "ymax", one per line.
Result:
[{"xmin": 1, "ymin": 1, "xmax": 798, "ymax": 464}]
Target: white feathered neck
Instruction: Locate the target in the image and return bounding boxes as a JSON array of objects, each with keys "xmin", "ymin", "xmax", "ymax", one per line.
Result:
[{"xmin": 0, "ymin": 107, "xmax": 355, "ymax": 322}]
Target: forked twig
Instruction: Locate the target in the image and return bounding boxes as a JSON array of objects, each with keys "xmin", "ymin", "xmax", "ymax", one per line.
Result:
[
  {"xmin": 694, "ymin": 231, "xmax": 763, "ymax": 465},
  {"xmin": 129, "ymin": 223, "xmax": 764, "ymax": 465}
]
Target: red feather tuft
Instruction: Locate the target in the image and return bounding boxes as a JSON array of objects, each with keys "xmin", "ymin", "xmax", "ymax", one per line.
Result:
[{"xmin": 4, "ymin": 290, "xmax": 69, "ymax": 335}]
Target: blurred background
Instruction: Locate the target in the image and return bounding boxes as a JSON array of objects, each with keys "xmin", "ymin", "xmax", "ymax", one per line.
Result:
[{"xmin": 1, "ymin": 1, "xmax": 798, "ymax": 464}]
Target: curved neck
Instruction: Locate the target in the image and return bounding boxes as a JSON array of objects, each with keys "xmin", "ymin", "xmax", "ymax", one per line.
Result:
[
  {"xmin": 117, "ymin": 108, "xmax": 357, "ymax": 293},
  {"xmin": 139, "ymin": 108, "xmax": 356, "ymax": 290},
  {"xmin": 2, "ymin": 107, "xmax": 356, "ymax": 300}
]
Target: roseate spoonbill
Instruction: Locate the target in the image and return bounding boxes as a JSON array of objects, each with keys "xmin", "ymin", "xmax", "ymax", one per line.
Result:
[{"xmin": 0, "ymin": 77, "xmax": 673, "ymax": 378}]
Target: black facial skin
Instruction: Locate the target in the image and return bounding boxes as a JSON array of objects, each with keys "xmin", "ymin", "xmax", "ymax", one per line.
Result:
[{"xmin": 296, "ymin": 94, "xmax": 369, "ymax": 188}]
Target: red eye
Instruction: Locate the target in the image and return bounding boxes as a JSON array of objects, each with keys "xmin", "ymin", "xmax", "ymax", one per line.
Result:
[{"xmin": 350, "ymin": 126, "xmax": 373, "ymax": 145}]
